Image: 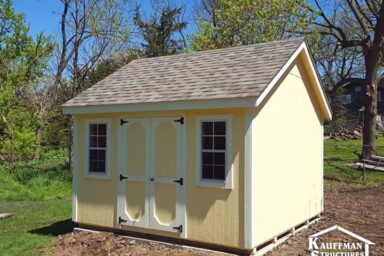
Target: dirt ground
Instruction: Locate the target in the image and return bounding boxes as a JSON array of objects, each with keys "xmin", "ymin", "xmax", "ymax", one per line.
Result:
[
  {"xmin": 267, "ymin": 184, "xmax": 384, "ymax": 256},
  {"xmin": 44, "ymin": 185, "xmax": 384, "ymax": 256}
]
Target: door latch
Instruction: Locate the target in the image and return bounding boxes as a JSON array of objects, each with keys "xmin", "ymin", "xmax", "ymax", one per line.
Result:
[
  {"xmin": 173, "ymin": 225, "xmax": 183, "ymax": 233},
  {"xmin": 120, "ymin": 174, "xmax": 128, "ymax": 181},
  {"xmin": 173, "ymin": 178, "xmax": 183, "ymax": 186}
]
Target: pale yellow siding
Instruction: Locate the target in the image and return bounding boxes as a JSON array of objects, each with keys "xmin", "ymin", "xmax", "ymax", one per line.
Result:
[
  {"xmin": 252, "ymin": 59, "xmax": 324, "ymax": 246},
  {"xmin": 73, "ymin": 109, "xmax": 245, "ymax": 248}
]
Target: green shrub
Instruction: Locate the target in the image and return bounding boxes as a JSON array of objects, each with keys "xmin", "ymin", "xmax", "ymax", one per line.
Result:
[{"xmin": 0, "ymin": 148, "xmax": 71, "ymax": 202}]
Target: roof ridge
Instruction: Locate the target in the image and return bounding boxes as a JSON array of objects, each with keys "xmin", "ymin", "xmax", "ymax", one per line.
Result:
[{"xmin": 130, "ymin": 37, "xmax": 305, "ymax": 64}]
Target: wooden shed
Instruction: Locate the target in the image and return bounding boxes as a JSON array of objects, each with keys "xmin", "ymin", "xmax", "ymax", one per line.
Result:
[{"xmin": 63, "ymin": 38, "xmax": 332, "ymax": 255}]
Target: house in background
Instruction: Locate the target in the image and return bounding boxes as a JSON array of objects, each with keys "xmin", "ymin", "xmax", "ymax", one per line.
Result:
[
  {"xmin": 335, "ymin": 84, "xmax": 384, "ymax": 125},
  {"xmin": 63, "ymin": 38, "xmax": 332, "ymax": 255}
]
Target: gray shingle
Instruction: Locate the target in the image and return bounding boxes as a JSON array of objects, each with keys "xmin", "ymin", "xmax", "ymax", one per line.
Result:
[{"xmin": 63, "ymin": 38, "xmax": 304, "ymax": 107}]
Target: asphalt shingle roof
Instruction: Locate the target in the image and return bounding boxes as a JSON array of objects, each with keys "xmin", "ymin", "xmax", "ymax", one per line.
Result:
[{"xmin": 63, "ymin": 38, "xmax": 304, "ymax": 107}]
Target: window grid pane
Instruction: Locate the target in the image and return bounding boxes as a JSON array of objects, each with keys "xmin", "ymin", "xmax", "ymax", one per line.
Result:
[
  {"xmin": 89, "ymin": 123, "xmax": 107, "ymax": 174},
  {"xmin": 201, "ymin": 121, "xmax": 226, "ymax": 181}
]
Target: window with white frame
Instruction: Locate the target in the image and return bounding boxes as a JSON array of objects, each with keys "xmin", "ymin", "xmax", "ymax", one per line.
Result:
[
  {"xmin": 201, "ymin": 121, "xmax": 227, "ymax": 180},
  {"xmin": 88, "ymin": 123, "xmax": 107, "ymax": 173}
]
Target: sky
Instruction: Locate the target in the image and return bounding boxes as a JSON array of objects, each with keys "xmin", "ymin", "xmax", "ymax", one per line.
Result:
[
  {"xmin": 13, "ymin": 0, "xmax": 197, "ymax": 40},
  {"xmin": 13, "ymin": 0, "xmax": 62, "ymax": 37}
]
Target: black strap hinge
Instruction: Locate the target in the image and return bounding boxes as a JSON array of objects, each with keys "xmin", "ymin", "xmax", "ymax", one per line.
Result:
[
  {"xmin": 173, "ymin": 225, "xmax": 183, "ymax": 233},
  {"xmin": 118, "ymin": 217, "xmax": 127, "ymax": 224},
  {"xmin": 174, "ymin": 117, "xmax": 184, "ymax": 125},
  {"xmin": 120, "ymin": 119, "xmax": 129, "ymax": 126},
  {"xmin": 120, "ymin": 174, "xmax": 128, "ymax": 181},
  {"xmin": 173, "ymin": 177, "xmax": 183, "ymax": 186}
]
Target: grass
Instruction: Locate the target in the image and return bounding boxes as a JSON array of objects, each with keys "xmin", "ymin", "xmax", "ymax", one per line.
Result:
[
  {"xmin": 324, "ymin": 136, "xmax": 384, "ymax": 187},
  {"xmin": 0, "ymin": 148, "xmax": 72, "ymax": 256},
  {"xmin": 0, "ymin": 200, "xmax": 72, "ymax": 256}
]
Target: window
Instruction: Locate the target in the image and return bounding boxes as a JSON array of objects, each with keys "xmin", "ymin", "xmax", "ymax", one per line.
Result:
[
  {"xmin": 89, "ymin": 124, "xmax": 107, "ymax": 173},
  {"xmin": 201, "ymin": 121, "xmax": 226, "ymax": 180},
  {"xmin": 345, "ymin": 94, "xmax": 352, "ymax": 104},
  {"xmin": 196, "ymin": 115, "xmax": 232, "ymax": 189},
  {"xmin": 85, "ymin": 119, "xmax": 110, "ymax": 178},
  {"xmin": 355, "ymin": 86, "xmax": 362, "ymax": 92}
]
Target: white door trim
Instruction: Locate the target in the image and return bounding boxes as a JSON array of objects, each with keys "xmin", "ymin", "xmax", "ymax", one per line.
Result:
[{"xmin": 117, "ymin": 116, "xmax": 186, "ymax": 236}]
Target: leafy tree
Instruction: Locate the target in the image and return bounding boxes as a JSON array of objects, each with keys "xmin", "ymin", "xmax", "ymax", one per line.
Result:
[
  {"xmin": 311, "ymin": 33, "xmax": 362, "ymax": 131},
  {"xmin": 309, "ymin": 0, "xmax": 384, "ymax": 158},
  {"xmin": 49, "ymin": 0, "xmax": 131, "ymax": 162},
  {"xmin": 41, "ymin": 83, "xmax": 72, "ymax": 150},
  {"xmin": 55, "ymin": 0, "xmax": 131, "ymax": 98},
  {"xmin": 0, "ymin": 0, "xmax": 53, "ymax": 171},
  {"xmin": 134, "ymin": 5, "xmax": 188, "ymax": 57},
  {"xmin": 192, "ymin": 0, "xmax": 313, "ymax": 50}
]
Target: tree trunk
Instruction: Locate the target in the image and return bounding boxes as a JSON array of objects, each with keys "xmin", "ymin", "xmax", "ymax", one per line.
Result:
[
  {"xmin": 34, "ymin": 120, "xmax": 46, "ymax": 160},
  {"xmin": 362, "ymin": 82, "xmax": 377, "ymax": 159},
  {"xmin": 8, "ymin": 136, "xmax": 15, "ymax": 173}
]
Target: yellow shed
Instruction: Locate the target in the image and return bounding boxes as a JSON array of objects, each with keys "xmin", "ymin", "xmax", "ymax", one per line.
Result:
[{"xmin": 63, "ymin": 38, "xmax": 332, "ymax": 255}]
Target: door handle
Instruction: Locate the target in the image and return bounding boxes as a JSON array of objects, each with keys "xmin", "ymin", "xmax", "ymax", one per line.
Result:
[{"xmin": 173, "ymin": 178, "xmax": 183, "ymax": 186}]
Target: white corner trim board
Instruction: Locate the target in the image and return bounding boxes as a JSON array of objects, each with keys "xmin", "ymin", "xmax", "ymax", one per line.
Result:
[
  {"xmin": 72, "ymin": 117, "xmax": 79, "ymax": 222},
  {"xmin": 244, "ymin": 112, "xmax": 255, "ymax": 249}
]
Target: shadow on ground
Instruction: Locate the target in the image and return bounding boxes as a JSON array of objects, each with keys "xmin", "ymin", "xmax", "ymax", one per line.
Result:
[{"xmin": 29, "ymin": 219, "xmax": 76, "ymax": 236}]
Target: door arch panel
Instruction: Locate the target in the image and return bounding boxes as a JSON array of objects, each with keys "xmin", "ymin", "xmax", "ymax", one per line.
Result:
[{"xmin": 117, "ymin": 118, "xmax": 150, "ymax": 228}]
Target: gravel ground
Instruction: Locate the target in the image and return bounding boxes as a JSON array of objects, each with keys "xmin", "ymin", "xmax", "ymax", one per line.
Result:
[{"xmin": 44, "ymin": 185, "xmax": 384, "ymax": 256}]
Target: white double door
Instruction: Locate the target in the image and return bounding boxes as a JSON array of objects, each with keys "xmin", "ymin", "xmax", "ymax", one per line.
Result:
[{"xmin": 117, "ymin": 116, "xmax": 185, "ymax": 233}]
